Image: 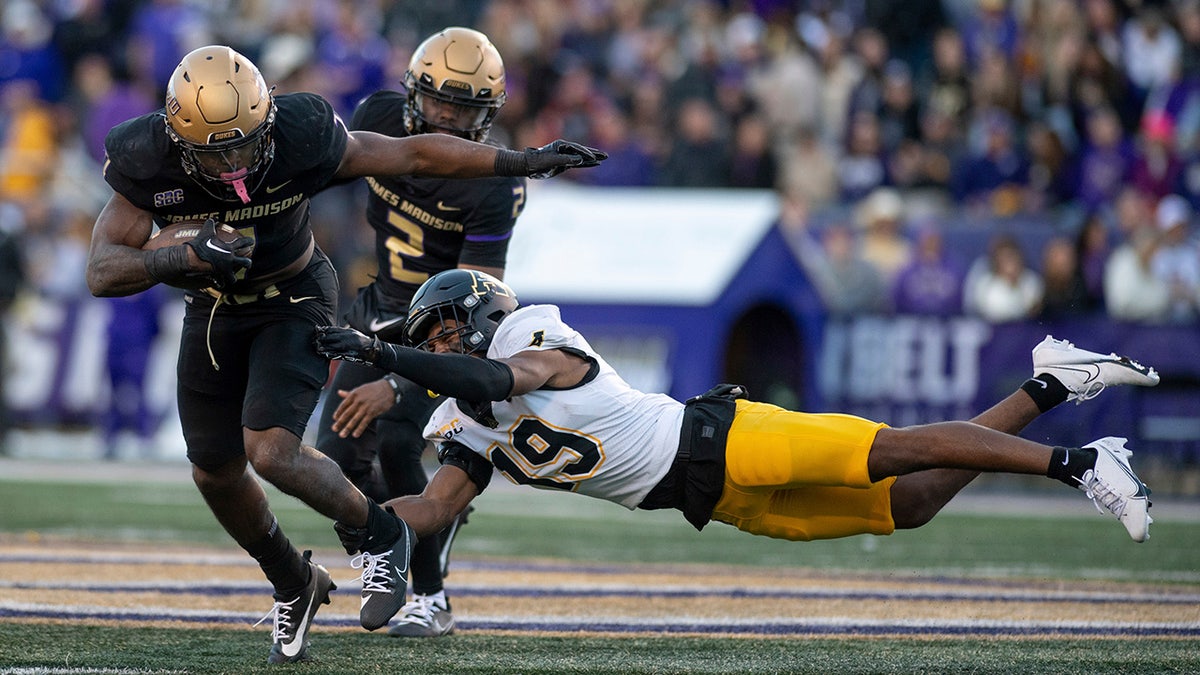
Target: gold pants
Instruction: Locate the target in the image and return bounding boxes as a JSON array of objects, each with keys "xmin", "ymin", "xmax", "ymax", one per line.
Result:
[{"xmin": 710, "ymin": 400, "xmax": 896, "ymax": 541}]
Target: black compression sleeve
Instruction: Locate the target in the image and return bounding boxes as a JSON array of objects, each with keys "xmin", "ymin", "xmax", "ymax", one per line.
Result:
[{"xmin": 375, "ymin": 343, "xmax": 515, "ymax": 401}]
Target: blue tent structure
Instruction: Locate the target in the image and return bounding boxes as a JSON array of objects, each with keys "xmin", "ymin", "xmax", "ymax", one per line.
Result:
[{"xmin": 506, "ymin": 185, "xmax": 826, "ymax": 407}]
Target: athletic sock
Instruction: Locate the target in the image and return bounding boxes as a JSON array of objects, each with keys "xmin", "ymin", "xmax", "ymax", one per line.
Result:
[
  {"xmin": 1047, "ymin": 446, "xmax": 1099, "ymax": 487},
  {"xmin": 1021, "ymin": 373, "xmax": 1071, "ymax": 412},
  {"xmin": 245, "ymin": 517, "xmax": 310, "ymax": 599}
]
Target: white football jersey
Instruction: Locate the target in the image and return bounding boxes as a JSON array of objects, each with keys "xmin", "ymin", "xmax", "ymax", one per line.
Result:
[{"xmin": 424, "ymin": 304, "xmax": 685, "ymax": 509}]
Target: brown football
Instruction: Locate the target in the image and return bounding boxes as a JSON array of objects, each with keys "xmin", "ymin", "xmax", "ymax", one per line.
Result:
[{"xmin": 144, "ymin": 220, "xmax": 254, "ymax": 257}]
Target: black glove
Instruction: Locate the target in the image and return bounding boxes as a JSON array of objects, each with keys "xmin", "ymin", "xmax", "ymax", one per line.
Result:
[
  {"xmin": 495, "ymin": 140, "xmax": 608, "ymax": 179},
  {"xmin": 185, "ymin": 218, "xmax": 253, "ymax": 292},
  {"xmin": 315, "ymin": 325, "xmax": 384, "ymax": 365}
]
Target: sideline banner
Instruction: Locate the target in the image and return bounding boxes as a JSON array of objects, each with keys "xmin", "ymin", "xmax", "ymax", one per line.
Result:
[
  {"xmin": 818, "ymin": 315, "xmax": 1200, "ymax": 457},
  {"xmin": 6, "ymin": 296, "xmax": 1197, "ymax": 462},
  {"xmin": 5, "ymin": 294, "xmax": 182, "ymax": 428}
]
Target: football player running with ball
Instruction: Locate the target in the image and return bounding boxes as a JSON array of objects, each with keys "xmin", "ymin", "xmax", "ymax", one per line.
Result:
[
  {"xmin": 315, "ymin": 269, "xmax": 1160, "ymax": 627},
  {"xmin": 86, "ymin": 46, "xmax": 604, "ymax": 665},
  {"xmin": 316, "ymin": 27, "xmax": 524, "ymax": 638}
]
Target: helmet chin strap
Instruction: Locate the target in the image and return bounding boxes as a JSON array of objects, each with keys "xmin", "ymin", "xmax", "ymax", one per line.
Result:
[{"xmin": 220, "ymin": 169, "xmax": 252, "ymax": 204}]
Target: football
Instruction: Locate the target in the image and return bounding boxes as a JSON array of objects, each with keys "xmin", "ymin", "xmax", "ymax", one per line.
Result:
[{"xmin": 144, "ymin": 219, "xmax": 254, "ymax": 258}]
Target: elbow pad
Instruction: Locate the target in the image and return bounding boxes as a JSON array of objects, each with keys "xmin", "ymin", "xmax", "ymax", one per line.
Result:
[{"xmin": 438, "ymin": 442, "xmax": 493, "ymax": 494}]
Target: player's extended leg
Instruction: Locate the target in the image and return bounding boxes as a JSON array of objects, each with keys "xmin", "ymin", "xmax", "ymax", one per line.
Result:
[
  {"xmin": 711, "ymin": 336, "xmax": 1158, "ymax": 543},
  {"xmin": 887, "ymin": 391, "xmax": 1036, "ymax": 527},
  {"xmin": 190, "ymin": 452, "xmax": 337, "ymax": 664},
  {"xmin": 887, "ymin": 335, "xmax": 1161, "ymax": 531},
  {"xmin": 315, "ymin": 359, "xmax": 392, "ymax": 502},
  {"xmin": 377, "ymin": 377, "xmax": 458, "ymax": 638}
]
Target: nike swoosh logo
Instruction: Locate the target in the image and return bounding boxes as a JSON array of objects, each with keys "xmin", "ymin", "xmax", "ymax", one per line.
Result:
[
  {"xmin": 1031, "ymin": 377, "xmax": 1048, "ymax": 389},
  {"xmin": 265, "ymin": 180, "xmax": 293, "ymax": 194},
  {"xmin": 369, "ymin": 316, "xmax": 405, "ymax": 332},
  {"xmin": 205, "ymin": 239, "xmax": 230, "ymax": 253},
  {"xmin": 436, "ymin": 200, "xmax": 462, "ymax": 211},
  {"xmin": 1060, "ymin": 365, "xmax": 1102, "ymax": 383},
  {"xmin": 1061, "ymin": 448, "xmax": 1070, "ymax": 466},
  {"xmin": 290, "ymin": 296, "xmax": 318, "ymax": 303},
  {"xmin": 280, "ymin": 587, "xmax": 318, "ymax": 657}
]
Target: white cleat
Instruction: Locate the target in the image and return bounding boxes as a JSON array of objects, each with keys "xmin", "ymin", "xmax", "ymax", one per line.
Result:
[
  {"xmin": 1077, "ymin": 437, "xmax": 1152, "ymax": 542},
  {"xmin": 1032, "ymin": 336, "xmax": 1160, "ymax": 404},
  {"xmin": 388, "ymin": 591, "xmax": 456, "ymax": 638}
]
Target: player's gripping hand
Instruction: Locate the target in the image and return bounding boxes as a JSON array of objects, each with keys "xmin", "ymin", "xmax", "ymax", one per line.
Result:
[
  {"xmin": 495, "ymin": 140, "xmax": 608, "ymax": 179},
  {"xmin": 315, "ymin": 326, "xmax": 385, "ymax": 365},
  {"xmin": 185, "ymin": 218, "xmax": 253, "ymax": 291}
]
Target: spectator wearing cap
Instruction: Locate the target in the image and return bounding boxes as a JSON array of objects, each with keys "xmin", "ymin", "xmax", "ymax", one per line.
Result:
[
  {"xmin": 855, "ymin": 187, "xmax": 914, "ymax": 287},
  {"xmin": 1128, "ymin": 110, "xmax": 1183, "ymax": 201},
  {"xmin": 1150, "ymin": 194, "xmax": 1200, "ymax": 322}
]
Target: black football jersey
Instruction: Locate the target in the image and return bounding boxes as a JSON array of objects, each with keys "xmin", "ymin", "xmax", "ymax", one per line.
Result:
[
  {"xmin": 349, "ymin": 90, "xmax": 526, "ymax": 314},
  {"xmin": 102, "ymin": 93, "xmax": 348, "ymax": 290}
]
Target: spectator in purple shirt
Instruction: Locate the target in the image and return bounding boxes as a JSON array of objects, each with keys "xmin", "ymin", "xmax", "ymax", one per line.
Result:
[
  {"xmin": 951, "ymin": 109, "xmax": 1029, "ymax": 213},
  {"xmin": 891, "ymin": 223, "xmax": 966, "ymax": 316},
  {"xmin": 1074, "ymin": 105, "xmax": 1133, "ymax": 211},
  {"xmin": 101, "ymin": 284, "xmax": 169, "ymax": 460}
]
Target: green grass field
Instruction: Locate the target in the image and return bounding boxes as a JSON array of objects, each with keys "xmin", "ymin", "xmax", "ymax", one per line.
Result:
[{"xmin": 2, "ymin": 463, "xmax": 1199, "ymax": 674}]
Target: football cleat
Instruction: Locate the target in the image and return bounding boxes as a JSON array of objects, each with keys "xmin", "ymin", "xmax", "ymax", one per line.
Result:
[
  {"xmin": 258, "ymin": 551, "xmax": 336, "ymax": 665},
  {"xmin": 388, "ymin": 591, "xmax": 456, "ymax": 638},
  {"xmin": 1077, "ymin": 437, "xmax": 1152, "ymax": 542},
  {"xmin": 1032, "ymin": 336, "xmax": 1160, "ymax": 404},
  {"xmin": 439, "ymin": 504, "xmax": 474, "ymax": 578},
  {"xmin": 352, "ymin": 518, "xmax": 417, "ymax": 631}
]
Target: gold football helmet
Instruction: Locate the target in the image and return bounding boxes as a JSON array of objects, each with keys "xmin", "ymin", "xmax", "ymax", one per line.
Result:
[
  {"xmin": 404, "ymin": 27, "xmax": 506, "ymax": 142},
  {"xmin": 164, "ymin": 45, "xmax": 276, "ymax": 203}
]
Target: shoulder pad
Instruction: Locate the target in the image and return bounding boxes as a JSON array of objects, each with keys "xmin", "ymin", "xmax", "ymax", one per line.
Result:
[
  {"xmin": 104, "ymin": 112, "xmax": 172, "ymax": 180},
  {"xmin": 273, "ymin": 93, "xmax": 348, "ymax": 170},
  {"xmin": 350, "ymin": 90, "xmax": 408, "ymax": 134}
]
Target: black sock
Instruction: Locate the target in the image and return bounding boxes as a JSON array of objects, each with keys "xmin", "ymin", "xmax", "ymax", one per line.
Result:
[
  {"xmin": 1021, "ymin": 374, "xmax": 1071, "ymax": 412},
  {"xmin": 1047, "ymin": 446, "xmax": 1098, "ymax": 487},
  {"xmin": 245, "ymin": 517, "xmax": 310, "ymax": 599},
  {"xmin": 367, "ymin": 502, "xmax": 408, "ymax": 554}
]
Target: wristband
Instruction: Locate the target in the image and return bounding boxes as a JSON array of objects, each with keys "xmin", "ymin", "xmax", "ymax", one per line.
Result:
[
  {"xmin": 382, "ymin": 373, "xmax": 403, "ymax": 405},
  {"xmin": 493, "ymin": 148, "xmax": 528, "ymax": 176}
]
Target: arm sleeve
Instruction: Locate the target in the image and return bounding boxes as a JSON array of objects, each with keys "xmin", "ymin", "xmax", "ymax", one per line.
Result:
[{"xmin": 375, "ymin": 343, "xmax": 515, "ymax": 401}]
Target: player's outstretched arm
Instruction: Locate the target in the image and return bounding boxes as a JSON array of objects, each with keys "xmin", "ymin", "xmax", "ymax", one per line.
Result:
[
  {"xmin": 384, "ymin": 464, "xmax": 479, "ymax": 539},
  {"xmin": 336, "ymin": 131, "xmax": 606, "ymax": 181}
]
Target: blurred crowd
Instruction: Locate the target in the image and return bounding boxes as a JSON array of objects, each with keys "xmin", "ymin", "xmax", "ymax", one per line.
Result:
[{"xmin": 2, "ymin": 0, "xmax": 1200, "ymax": 326}]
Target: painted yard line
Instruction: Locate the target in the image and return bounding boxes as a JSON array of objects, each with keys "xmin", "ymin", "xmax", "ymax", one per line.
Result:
[
  {"xmin": 2, "ymin": 603, "xmax": 1197, "ymax": 637},
  {"xmin": 4, "ymin": 580, "xmax": 1198, "ymax": 605},
  {"xmin": 2, "ymin": 662, "xmax": 187, "ymax": 667},
  {"xmin": 4, "ymin": 551, "xmax": 1196, "ymax": 585}
]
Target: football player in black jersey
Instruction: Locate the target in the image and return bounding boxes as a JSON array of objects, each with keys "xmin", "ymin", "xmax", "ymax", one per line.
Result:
[
  {"xmin": 315, "ymin": 27, "xmax": 519, "ymax": 638},
  {"xmin": 85, "ymin": 45, "xmax": 604, "ymax": 665}
]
